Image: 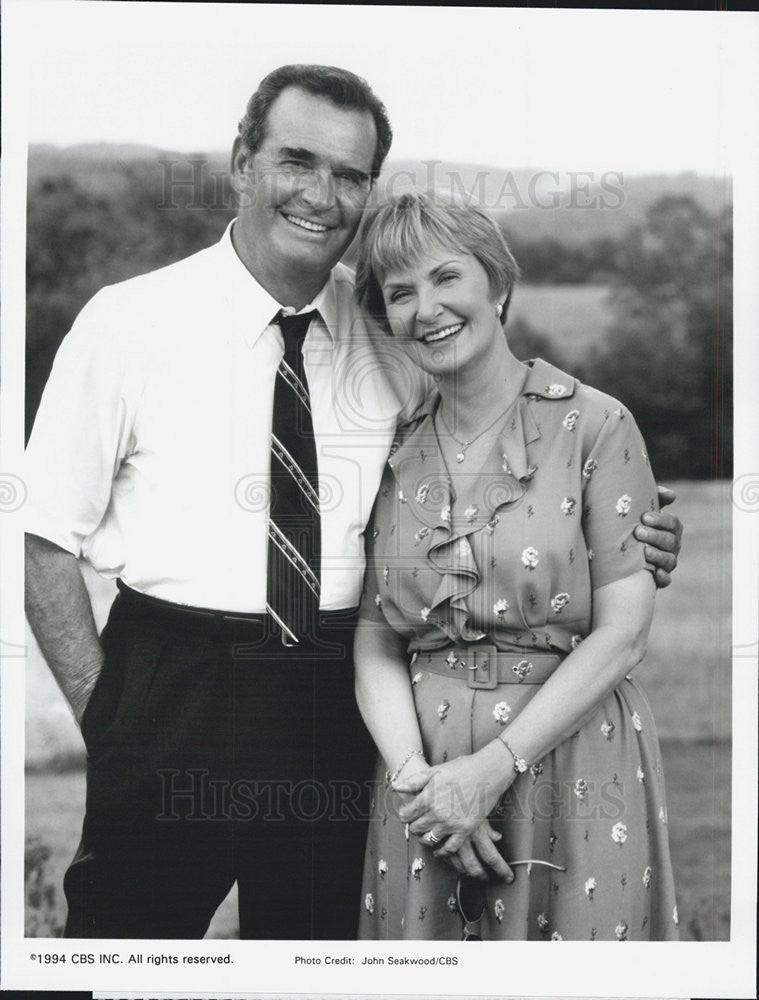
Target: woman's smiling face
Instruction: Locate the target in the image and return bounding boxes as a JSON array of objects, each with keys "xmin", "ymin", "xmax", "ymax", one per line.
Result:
[{"xmin": 380, "ymin": 247, "xmax": 502, "ymax": 376}]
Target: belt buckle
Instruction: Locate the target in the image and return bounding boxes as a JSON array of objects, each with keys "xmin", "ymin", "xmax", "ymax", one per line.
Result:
[{"xmin": 466, "ymin": 645, "xmax": 499, "ymax": 689}]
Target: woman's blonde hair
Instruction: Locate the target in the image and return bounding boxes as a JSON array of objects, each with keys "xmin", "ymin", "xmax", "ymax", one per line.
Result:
[{"xmin": 354, "ymin": 187, "xmax": 520, "ymax": 333}]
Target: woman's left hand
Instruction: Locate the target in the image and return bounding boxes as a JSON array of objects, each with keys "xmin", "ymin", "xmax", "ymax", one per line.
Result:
[{"xmin": 395, "ymin": 742, "xmax": 512, "ymax": 854}]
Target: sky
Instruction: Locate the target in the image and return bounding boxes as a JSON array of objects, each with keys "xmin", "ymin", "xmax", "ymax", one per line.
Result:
[{"xmin": 9, "ymin": 2, "xmax": 754, "ymax": 174}]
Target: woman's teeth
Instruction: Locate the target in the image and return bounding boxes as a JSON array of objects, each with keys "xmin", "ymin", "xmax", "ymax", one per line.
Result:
[{"xmin": 422, "ymin": 323, "xmax": 464, "ymax": 344}]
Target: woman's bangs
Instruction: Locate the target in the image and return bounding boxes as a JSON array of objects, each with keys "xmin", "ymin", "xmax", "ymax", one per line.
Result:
[{"xmin": 369, "ymin": 201, "xmax": 464, "ymax": 282}]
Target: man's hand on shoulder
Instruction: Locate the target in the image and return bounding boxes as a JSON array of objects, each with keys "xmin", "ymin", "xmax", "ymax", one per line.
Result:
[{"xmin": 634, "ymin": 486, "xmax": 684, "ymax": 589}]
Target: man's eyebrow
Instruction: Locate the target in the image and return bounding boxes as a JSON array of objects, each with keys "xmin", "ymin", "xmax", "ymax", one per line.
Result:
[
  {"xmin": 278, "ymin": 147, "xmax": 370, "ymax": 181},
  {"xmin": 278, "ymin": 146, "xmax": 317, "ymax": 162}
]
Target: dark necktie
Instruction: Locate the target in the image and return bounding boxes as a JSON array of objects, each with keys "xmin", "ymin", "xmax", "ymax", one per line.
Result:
[{"xmin": 266, "ymin": 309, "xmax": 321, "ymax": 644}]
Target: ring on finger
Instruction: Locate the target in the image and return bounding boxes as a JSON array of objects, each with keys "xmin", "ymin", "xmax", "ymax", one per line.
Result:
[{"xmin": 423, "ymin": 830, "xmax": 441, "ymax": 845}]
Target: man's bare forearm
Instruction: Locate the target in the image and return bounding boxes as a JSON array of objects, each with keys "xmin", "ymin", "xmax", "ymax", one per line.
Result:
[{"xmin": 25, "ymin": 533, "xmax": 105, "ymax": 725}]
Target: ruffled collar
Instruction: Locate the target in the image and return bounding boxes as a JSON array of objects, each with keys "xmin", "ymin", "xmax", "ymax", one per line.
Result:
[{"xmin": 385, "ymin": 358, "xmax": 577, "ymax": 638}]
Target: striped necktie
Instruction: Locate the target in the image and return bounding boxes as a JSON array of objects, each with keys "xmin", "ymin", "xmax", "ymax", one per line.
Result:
[{"xmin": 266, "ymin": 309, "xmax": 321, "ymax": 644}]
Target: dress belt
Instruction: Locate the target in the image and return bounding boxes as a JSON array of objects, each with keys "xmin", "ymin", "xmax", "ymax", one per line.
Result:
[{"xmin": 411, "ymin": 645, "xmax": 564, "ymax": 690}]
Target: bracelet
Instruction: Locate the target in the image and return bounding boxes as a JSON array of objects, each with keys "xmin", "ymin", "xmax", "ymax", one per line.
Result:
[
  {"xmin": 389, "ymin": 748, "xmax": 424, "ymax": 786},
  {"xmin": 497, "ymin": 737, "xmax": 530, "ymax": 774}
]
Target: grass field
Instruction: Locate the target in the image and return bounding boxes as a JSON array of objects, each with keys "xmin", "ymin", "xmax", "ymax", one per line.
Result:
[{"xmin": 24, "ymin": 480, "xmax": 732, "ymax": 940}]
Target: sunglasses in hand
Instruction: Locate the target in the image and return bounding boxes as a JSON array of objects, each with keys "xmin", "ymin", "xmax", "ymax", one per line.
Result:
[{"xmin": 456, "ymin": 859, "xmax": 567, "ymax": 941}]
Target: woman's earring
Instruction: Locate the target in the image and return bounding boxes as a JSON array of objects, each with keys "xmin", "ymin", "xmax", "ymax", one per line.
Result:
[{"xmin": 496, "ymin": 302, "xmax": 503, "ymax": 318}]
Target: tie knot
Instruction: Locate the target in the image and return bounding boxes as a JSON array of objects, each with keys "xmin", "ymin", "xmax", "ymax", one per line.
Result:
[{"xmin": 277, "ymin": 309, "xmax": 318, "ymax": 353}]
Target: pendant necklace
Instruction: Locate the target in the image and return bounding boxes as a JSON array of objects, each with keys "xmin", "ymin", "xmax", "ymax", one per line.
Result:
[{"xmin": 437, "ymin": 406, "xmax": 506, "ymax": 464}]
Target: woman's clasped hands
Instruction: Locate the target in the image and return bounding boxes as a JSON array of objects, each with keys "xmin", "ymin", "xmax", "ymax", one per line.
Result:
[{"xmin": 394, "ymin": 743, "xmax": 515, "ymax": 882}]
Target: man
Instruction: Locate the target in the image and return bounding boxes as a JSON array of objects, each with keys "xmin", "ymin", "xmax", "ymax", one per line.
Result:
[{"xmin": 25, "ymin": 64, "xmax": 682, "ymax": 940}]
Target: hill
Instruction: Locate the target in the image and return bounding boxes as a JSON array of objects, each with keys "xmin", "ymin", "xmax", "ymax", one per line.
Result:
[{"xmin": 27, "ymin": 144, "xmax": 731, "ymax": 245}]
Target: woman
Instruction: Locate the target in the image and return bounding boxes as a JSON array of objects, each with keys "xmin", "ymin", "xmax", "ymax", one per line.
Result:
[{"xmin": 353, "ymin": 189, "xmax": 678, "ymax": 941}]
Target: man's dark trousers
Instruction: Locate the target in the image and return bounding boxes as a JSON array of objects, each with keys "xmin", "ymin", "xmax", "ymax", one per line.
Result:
[{"xmin": 63, "ymin": 585, "xmax": 376, "ymax": 939}]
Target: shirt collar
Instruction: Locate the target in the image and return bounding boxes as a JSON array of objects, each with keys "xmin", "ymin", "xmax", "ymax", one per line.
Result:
[
  {"xmin": 216, "ymin": 220, "xmax": 340, "ymax": 349},
  {"xmin": 409, "ymin": 357, "xmax": 576, "ymax": 424}
]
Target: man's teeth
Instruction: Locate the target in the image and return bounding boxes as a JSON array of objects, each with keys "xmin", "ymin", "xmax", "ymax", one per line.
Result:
[
  {"xmin": 422, "ymin": 323, "xmax": 464, "ymax": 344},
  {"xmin": 285, "ymin": 214, "xmax": 328, "ymax": 233}
]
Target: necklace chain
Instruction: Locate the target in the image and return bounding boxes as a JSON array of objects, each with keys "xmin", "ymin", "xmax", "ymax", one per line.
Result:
[{"xmin": 437, "ymin": 407, "xmax": 507, "ymax": 464}]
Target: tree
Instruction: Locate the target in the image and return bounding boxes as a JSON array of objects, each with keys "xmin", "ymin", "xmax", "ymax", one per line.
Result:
[
  {"xmin": 577, "ymin": 195, "xmax": 732, "ymax": 479},
  {"xmin": 25, "ymin": 166, "xmax": 234, "ymax": 437}
]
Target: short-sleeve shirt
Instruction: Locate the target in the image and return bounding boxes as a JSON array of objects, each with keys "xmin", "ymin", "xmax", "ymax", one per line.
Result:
[
  {"xmin": 361, "ymin": 358, "xmax": 658, "ymax": 653},
  {"xmin": 24, "ymin": 223, "xmax": 426, "ymax": 612}
]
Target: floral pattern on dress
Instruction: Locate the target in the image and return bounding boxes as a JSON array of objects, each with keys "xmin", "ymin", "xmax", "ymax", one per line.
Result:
[
  {"xmin": 611, "ymin": 822, "xmax": 628, "ymax": 846},
  {"xmin": 512, "ymin": 659, "xmax": 533, "ymax": 682},
  {"xmin": 560, "ymin": 496, "xmax": 577, "ymax": 515},
  {"xmin": 358, "ymin": 359, "xmax": 677, "ymax": 942},
  {"xmin": 574, "ymin": 778, "xmax": 590, "ymax": 800},
  {"xmin": 563, "ymin": 409, "xmax": 580, "ymax": 431},
  {"xmin": 550, "ymin": 592, "xmax": 571, "ymax": 614},
  {"xmin": 616, "ymin": 494, "xmax": 632, "ymax": 517},
  {"xmin": 521, "ymin": 546, "xmax": 539, "ymax": 570},
  {"xmin": 493, "ymin": 701, "xmax": 511, "ymax": 725}
]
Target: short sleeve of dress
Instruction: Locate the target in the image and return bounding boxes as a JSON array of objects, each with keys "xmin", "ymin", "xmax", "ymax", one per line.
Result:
[{"xmin": 581, "ymin": 401, "xmax": 659, "ymax": 590}]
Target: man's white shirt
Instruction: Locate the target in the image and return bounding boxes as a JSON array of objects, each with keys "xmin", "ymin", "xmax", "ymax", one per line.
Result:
[{"xmin": 25, "ymin": 222, "xmax": 422, "ymax": 611}]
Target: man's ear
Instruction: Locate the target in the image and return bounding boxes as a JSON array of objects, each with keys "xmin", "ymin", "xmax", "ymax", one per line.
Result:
[{"xmin": 229, "ymin": 137, "xmax": 249, "ymax": 194}]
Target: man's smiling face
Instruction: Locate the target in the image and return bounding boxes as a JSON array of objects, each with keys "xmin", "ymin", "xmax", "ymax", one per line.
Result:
[{"xmin": 232, "ymin": 86, "xmax": 377, "ymax": 288}]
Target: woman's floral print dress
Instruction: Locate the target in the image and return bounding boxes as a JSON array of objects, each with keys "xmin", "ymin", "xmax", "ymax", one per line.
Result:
[{"xmin": 358, "ymin": 359, "xmax": 678, "ymax": 941}]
